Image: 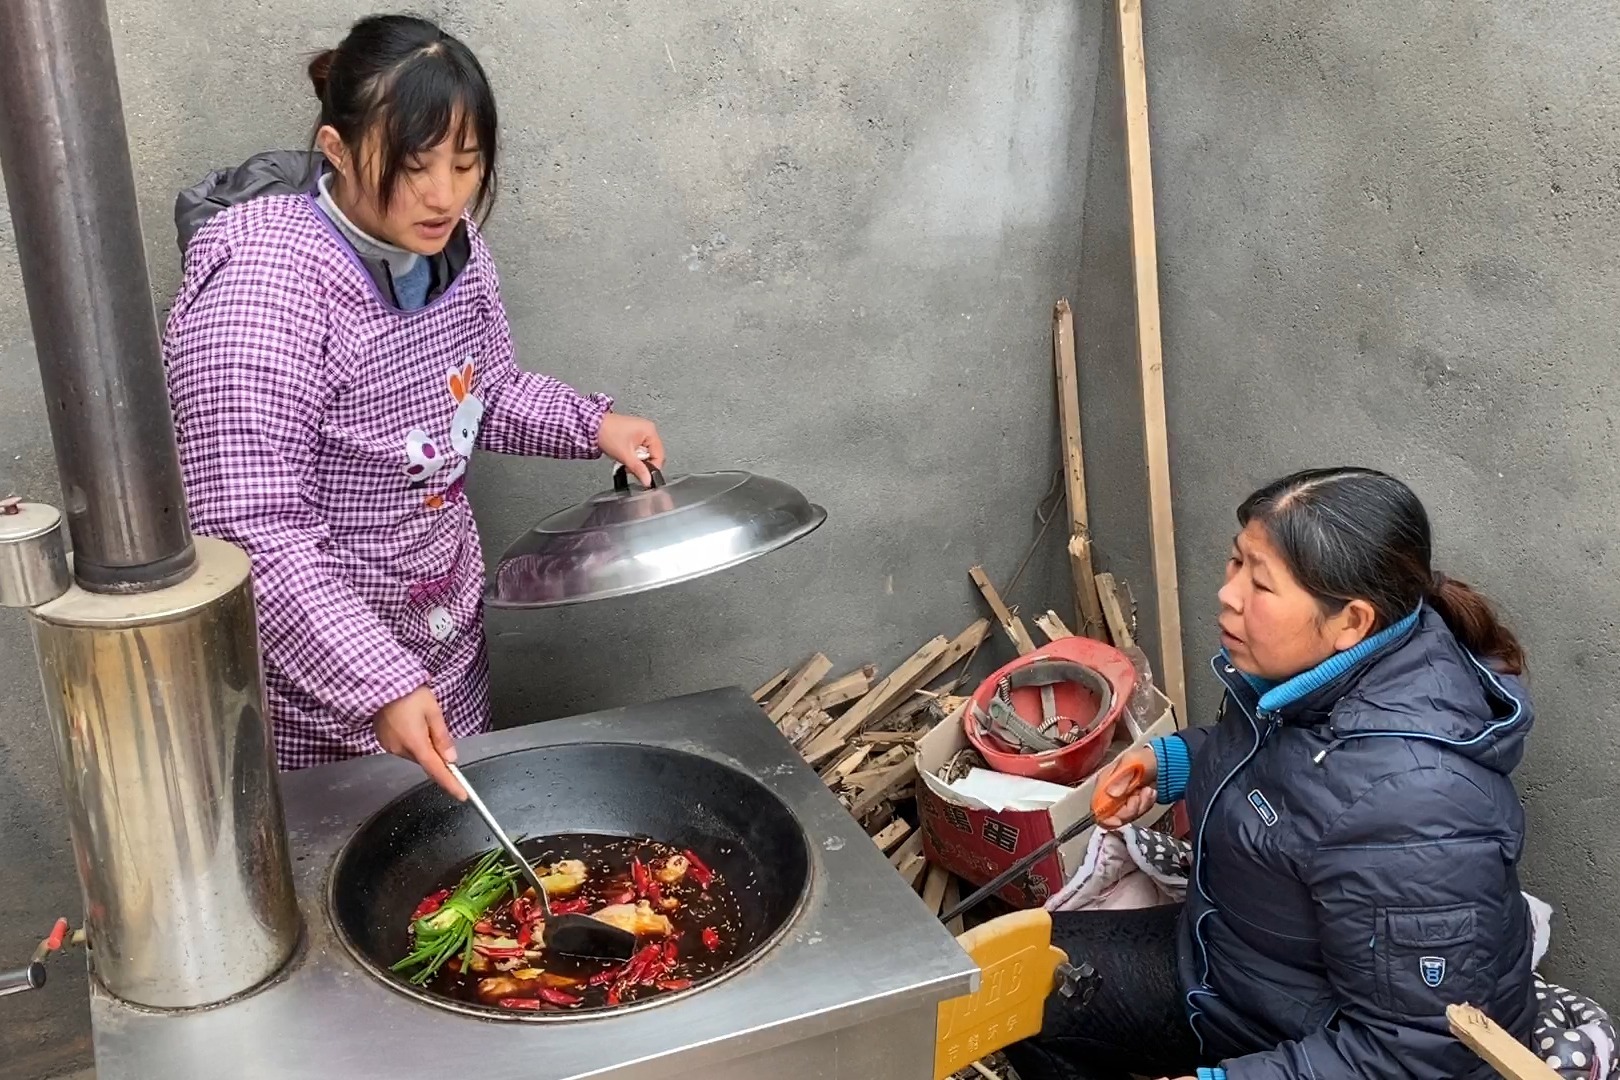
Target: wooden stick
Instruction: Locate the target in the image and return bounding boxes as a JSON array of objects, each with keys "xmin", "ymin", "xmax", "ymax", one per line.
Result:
[
  {"xmin": 1054, "ymin": 300, "xmax": 1107, "ymax": 640},
  {"xmin": 870, "ymin": 820, "xmax": 912, "ymax": 854},
  {"xmin": 790, "ymin": 708, "xmax": 836, "ymax": 749},
  {"xmin": 1034, "ymin": 610, "xmax": 1074, "ymax": 643},
  {"xmin": 898, "ymin": 852, "xmax": 929, "ymax": 889},
  {"xmin": 855, "ymin": 731, "xmax": 917, "ymax": 746},
  {"xmin": 847, "ymin": 759, "xmax": 918, "ymax": 819},
  {"xmin": 878, "ymin": 676, "xmax": 963, "ymax": 734},
  {"xmin": 1447, "ymin": 1004, "xmax": 1561, "ymax": 1080},
  {"xmin": 853, "ymin": 745, "xmax": 912, "ymax": 774},
  {"xmin": 807, "ymin": 665, "xmax": 877, "ymax": 711},
  {"xmin": 844, "ymin": 759, "xmax": 909, "ymax": 789},
  {"xmin": 968, "ymin": 567, "xmax": 1037, "ymax": 655},
  {"xmin": 942, "ymin": 876, "xmax": 964, "ymax": 935},
  {"xmin": 920, "ymin": 864, "xmax": 951, "ymax": 914},
  {"xmin": 802, "ymin": 637, "xmax": 951, "ymax": 765},
  {"xmin": 766, "ymin": 653, "xmax": 832, "ymax": 723},
  {"xmin": 1094, "ymin": 572, "xmax": 1136, "ymax": 650},
  {"xmin": 887, "ymin": 829, "xmax": 925, "ymax": 868},
  {"xmin": 915, "ymin": 620, "xmax": 991, "ymax": 688},
  {"xmin": 821, "ymin": 745, "xmax": 873, "ymax": 784},
  {"xmin": 1118, "ymin": 0, "xmax": 1186, "ymax": 725},
  {"xmin": 751, "ymin": 668, "xmax": 791, "ymax": 702}
]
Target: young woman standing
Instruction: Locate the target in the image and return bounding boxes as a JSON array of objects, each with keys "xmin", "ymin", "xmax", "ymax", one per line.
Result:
[
  {"xmin": 164, "ymin": 15, "xmax": 662, "ymax": 799},
  {"xmin": 1006, "ymin": 467, "xmax": 1536, "ymax": 1080}
]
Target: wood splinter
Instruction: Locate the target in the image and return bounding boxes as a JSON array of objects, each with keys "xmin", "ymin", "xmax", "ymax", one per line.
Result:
[
  {"xmin": 766, "ymin": 653, "xmax": 832, "ymax": 723},
  {"xmin": 809, "ymin": 665, "xmax": 877, "ymax": 711},
  {"xmin": 1447, "ymin": 1004, "xmax": 1562, "ymax": 1080},
  {"xmin": 1034, "ymin": 609, "xmax": 1074, "ymax": 643},
  {"xmin": 969, "ymin": 566, "xmax": 1036, "ymax": 655},
  {"xmin": 1054, "ymin": 298, "xmax": 1107, "ymax": 640},
  {"xmin": 751, "ymin": 668, "xmax": 791, "ymax": 702}
]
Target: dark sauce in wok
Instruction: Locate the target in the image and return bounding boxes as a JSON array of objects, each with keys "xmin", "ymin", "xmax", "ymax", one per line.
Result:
[{"xmin": 419, "ymin": 833, "xmax": 745, "ymax": 1013}]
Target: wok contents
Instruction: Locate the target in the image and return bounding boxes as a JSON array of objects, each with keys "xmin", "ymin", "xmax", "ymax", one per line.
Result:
[{"xmin": 392, "ymin": 834, "xmax": 743, "ymax": 1012}]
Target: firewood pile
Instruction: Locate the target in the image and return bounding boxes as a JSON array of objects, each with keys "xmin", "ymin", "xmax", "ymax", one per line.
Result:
[{"xmin": 752, "ymin": 558, "xmax": 1147, "ymax": 913}]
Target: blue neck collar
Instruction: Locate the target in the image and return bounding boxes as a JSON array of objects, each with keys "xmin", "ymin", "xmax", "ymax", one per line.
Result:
[{"xmin": 1223, "ymin": 607, "xmax": 1422, "ymax": 715}]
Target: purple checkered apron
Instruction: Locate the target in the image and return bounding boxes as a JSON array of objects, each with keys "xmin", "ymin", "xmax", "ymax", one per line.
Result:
[{"xmin": 163, "ymin": 194, "xmax": 612, "ymax": 769}]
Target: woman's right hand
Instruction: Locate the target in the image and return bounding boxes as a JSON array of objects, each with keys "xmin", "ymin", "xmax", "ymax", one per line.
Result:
[
  {"xmin": 374, "ymin": 686, "xmax": 467, "ymax": 801},
  {"xmin": 1094, "ymin": 745, "xmax": 1159, "ymax": 828}
]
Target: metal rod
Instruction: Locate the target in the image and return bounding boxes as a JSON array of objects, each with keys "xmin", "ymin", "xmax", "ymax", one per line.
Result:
[
  {"xmin": 0, "ymin": 0, "xmax": 195, "ymax": 592},
  {"xmin": 443, "ymin": 762, "xmax": 550, "ymax": 902},
  {"xmin": 0, "ymin": 962, "xmax": 46, "ymax": 998}
]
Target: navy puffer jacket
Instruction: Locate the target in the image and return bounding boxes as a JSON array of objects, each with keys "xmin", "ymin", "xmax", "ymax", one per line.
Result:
[{"xmin": 1151, "ymin": 605, "xmax": 1536, "ymax": 1080}]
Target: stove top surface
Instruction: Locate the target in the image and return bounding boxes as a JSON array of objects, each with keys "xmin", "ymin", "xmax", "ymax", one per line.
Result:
[{"xmin": 89, "ymin": 688, "xmax": 976, "ymax": 1080}]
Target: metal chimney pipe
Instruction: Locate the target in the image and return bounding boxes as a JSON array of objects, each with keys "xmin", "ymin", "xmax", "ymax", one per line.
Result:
[
  {"xmin": 0, "ymin": 0, "xmax": 195, "ymax": 593},
  {"xmin": 0, "ymin": 0, "xmax": 301, "ymax": 1011}
]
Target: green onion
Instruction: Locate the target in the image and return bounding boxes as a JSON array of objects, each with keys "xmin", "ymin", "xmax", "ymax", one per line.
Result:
[{"xmin": 391, "ymin": 847, "xmax": 521, "ymax": 985}]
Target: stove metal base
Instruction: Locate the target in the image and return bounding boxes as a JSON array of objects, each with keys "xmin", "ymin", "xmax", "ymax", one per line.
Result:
[{"xmin": 88, "ymin": 688, "xmax": 976, "ymax": 1079}]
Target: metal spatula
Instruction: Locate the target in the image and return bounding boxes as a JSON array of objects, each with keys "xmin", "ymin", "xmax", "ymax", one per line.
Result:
[{"xmin": 444, "ymin": 762, "xmax": 638, "ymax": 962}]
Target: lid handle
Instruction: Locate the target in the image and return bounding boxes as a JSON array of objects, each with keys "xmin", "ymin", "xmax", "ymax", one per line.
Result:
[{"xmin": 612, "ymin": 464, "xmax": 666, "ymax": 493}]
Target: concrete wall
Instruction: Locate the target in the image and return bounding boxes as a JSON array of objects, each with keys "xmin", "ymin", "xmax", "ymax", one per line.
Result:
[
  {"xmin": 4, "ymin": 0, "xmax": 1618, "ymax": 1074},
  {"xmin": 0, "ymin": 1, "xmax": 1091, "ymax": 1073}
]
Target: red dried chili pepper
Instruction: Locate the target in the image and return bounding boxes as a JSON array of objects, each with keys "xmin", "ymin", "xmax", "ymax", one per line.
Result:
[
  {"xmin": 656, "ymin": 978, "xmax": 693, "ymax": 991},
  {"xmin": 498, "ymin": 997, "xmax": 544, "ymax": 1011},
  {"xmin": 588, "ymin": 967, "xmax": 622, "ymax": 987},
  {"xmin": 607, "ymin": 888, "xmax": 635, "ymax": 906},
  {"xmin": 701, "ymin": 927, "xmax": 721, "ymax": 951},
  {"xmin": 550, "ymin": 897, "xmax": 591, "ymax": 916},
  {"xmin": 474, "ymin": 919, "xmax": 496, "ymax": 936},
  {"xmin": 662, "ymin": 939, "xmax": 678, "ymax": 965},
  {"xmin": 637, "ymin": 944, "xmax": 671, "ymax": 986},
  {"xmin": 646, "ymin": 879, "xmax": 664, "ymax": 907},
  {"xmin": 538, "ymin": 987, "xmax": 582, "ymax": 1006},
  {"xmin": 516, "ymin": 921, "xmax": 534, "ymax": 947},
  {"xmin": 411, "ymin": 889, "xmax": 450, "ymax": 921},
  {"xmin": 632, "ymin": 857, "xmax": 652, "ymax": 898},
  {"xmin": 510, "ymin": 897, "xmax": 534, "ymax": 924},
  {"xmin": 684, "ymin": 850, "xmax": 714, "ymax": 889},
  {"xmin": 605, "ymin": 987, "xmax": 621, "ymax": 1006},
  {"xmin": 631, "ymin": 944, "xmax": 662, "ymax": 980}
]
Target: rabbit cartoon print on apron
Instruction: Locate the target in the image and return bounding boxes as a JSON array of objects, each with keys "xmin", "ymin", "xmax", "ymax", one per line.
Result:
[
  {"xmin": 401, "ymin": 360, "xmax": 487, "ymax": 641},
  {"xmin": 404, "ymin": 360, "xmax": 485, "ymax": 512}
]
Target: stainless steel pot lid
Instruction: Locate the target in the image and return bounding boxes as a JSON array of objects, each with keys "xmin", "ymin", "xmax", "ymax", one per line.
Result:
[{"xmin": 488, "ymin": 464, "xmax": 827, "ymax": 609}]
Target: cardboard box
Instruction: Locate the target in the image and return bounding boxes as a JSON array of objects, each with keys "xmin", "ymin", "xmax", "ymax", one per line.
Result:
[{"xmin": 915, "ymin": 686, "xmax": 1177, "ymax": 908}]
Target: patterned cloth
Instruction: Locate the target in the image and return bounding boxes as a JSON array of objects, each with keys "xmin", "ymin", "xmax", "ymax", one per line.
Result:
[
  {"xmin": 163, "ymin": 194, "xmax": 612, "ymax": 769},
  {"xmin": 1048, "ymin": 826, "xmax": 1617, "ymax": 1080}
]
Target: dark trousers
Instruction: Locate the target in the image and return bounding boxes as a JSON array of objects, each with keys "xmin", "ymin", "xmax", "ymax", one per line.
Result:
[{"xmin": 1002, "ymin": 905, "xmax": 1209, "ymax": 1080}]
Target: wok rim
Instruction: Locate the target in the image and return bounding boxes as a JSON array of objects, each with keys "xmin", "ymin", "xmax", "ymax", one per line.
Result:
[{"xmin": 323, "ymin": 742, "xmax": 817, "ymax": 1023}]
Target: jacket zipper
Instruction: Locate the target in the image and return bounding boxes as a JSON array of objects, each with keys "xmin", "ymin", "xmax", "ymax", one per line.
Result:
[{"xmin": 1188, "ymin": 662, "xmax": 1275, "ymax": 1002}]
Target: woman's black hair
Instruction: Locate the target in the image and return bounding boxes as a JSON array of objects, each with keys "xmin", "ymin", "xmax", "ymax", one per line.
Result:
[
  {"xmin": 308, "ymin": 14, "xmax": 498, "ymax": 220},
  {"xmin": 1238, "ymin": 467, "xmax": 1524, "ymax": 674}
]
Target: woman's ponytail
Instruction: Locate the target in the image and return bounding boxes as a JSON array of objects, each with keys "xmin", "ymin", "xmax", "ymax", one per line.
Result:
[{"xmin": 1427, "ymin": 572, "xmax": 1525, "ymax": 676}]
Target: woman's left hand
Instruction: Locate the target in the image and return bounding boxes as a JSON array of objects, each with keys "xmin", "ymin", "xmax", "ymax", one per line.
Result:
[{"xmin": 597, "ymin": 412, "xmax": 665, "ymax": 486}]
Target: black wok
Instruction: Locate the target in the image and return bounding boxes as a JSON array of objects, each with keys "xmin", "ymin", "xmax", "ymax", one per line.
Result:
[{"xmin": 328, "ymin": 743, "xmax": 813, "ymax": 1020}]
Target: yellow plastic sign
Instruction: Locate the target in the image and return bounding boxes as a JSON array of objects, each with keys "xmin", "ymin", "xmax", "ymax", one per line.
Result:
[{"xmin": 934, "ymin": 909, "xmax": 1067, "ymax": 1079}]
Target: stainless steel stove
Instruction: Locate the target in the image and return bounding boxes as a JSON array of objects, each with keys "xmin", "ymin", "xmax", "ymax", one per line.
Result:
[{"xmin": 88, "ymin": 689, "xmax": 977, "ymax": 1079}]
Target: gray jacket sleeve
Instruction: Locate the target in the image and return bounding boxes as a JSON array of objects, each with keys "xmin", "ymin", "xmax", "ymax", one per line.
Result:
[{"xmin": 1221, "ymin": 765, "xmax": 1523, "ymax": 1080}]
